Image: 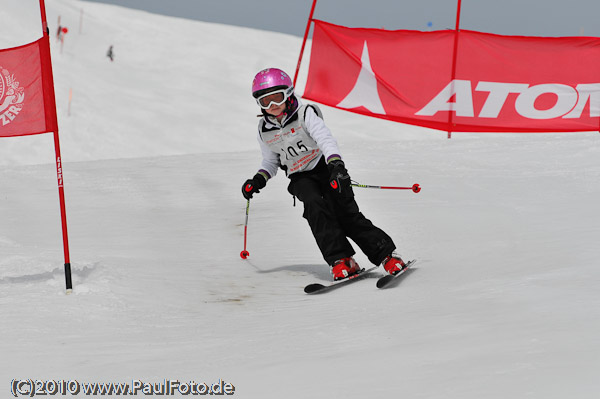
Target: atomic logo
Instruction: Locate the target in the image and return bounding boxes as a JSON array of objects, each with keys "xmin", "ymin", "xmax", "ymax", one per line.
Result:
[
  {"xmin": 0, "ymin": 67, "xmax": 25, "ymax": 126},
  {"xmin": 337, "ymin": 41, "xmax": 386, "ymax": 115}
]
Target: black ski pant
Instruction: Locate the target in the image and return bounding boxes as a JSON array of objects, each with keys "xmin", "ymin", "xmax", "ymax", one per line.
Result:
[{"xmin": 287, "ymin": 159, "xmax": 396, "ymax": 266}]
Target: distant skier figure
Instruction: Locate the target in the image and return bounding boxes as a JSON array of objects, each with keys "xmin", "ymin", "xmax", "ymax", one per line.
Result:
[
  {"xmin": 107, "ymin": 45, "xmax": 114, "ymax": 62},
  {"xmin": 56, "ymin": 25, "xmax": 63, "ymax": 42},
  {"xmin": 241, "ymin": 68, "xmax": 407, "ymax": 281}
]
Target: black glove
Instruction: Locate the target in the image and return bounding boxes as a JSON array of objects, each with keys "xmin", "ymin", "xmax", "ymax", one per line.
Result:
[
  {"xmin": 242, "ymin": 173, "xmax": 267, "ymax": 200},
  {"xmin": 327, "ymin": 160, "xmax": 352, "ymax": 195}
]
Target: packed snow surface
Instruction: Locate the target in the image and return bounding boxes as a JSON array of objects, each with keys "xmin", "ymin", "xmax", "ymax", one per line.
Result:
[{"xmin": 1, "ymin": 1, "xmax": 599, "ymax": 398}]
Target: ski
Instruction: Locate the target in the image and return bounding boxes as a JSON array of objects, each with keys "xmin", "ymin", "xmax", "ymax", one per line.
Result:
[
  {"xmin": 304, "ymin": 266, "xmax": 379, "ymax": 294},
  {"xmin": 376, "ymin": 259, "xmax": 417, "ymax": 289}
]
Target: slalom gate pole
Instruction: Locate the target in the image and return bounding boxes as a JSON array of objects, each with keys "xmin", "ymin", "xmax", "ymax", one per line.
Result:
[
  {"xmin": 351, "ymin": 182, "xmax": 421, "ymax": 193},
  {"xmin": 293, "ymin": 0, "xmax": 318, "ymax": 87},
  {"xmin": 39, "ymin": 0, "xmax": 73, "ymax": 293},
  {"xmin": 447, "ymin": 0, "xmax": 463, "ymax": 139},
  {"xmin": 240, "ymin": 200, "xmax": 250, "ymax": 259}
]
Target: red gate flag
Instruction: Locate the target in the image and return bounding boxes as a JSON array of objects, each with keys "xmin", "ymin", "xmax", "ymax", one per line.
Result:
[
  {"xmin": 0, "ymin": 35, "xmax": 57, "ymax": 137},
  {"xmin": 303, "ymin": 20, "xmax": 600, "ymax": 133},
  {"xmin": 0, "ymin": 0, "xmax": 73, "ymax": 292}
]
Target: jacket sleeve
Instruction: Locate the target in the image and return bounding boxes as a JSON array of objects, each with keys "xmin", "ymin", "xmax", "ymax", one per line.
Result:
[
  {"xmin": 257, "ymin": 129, "xmax": 280, "ymax": 180},
  {"xmin": 303, "ymin": 107, "xmax": 342, "ymax": 163}
]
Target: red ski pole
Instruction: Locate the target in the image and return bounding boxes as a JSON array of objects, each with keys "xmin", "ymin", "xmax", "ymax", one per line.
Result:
[
  {"xmin": 240, "ymin": 199, "xmax": 250, "ymax": 259},
  {"xmin": 352, "ymin": 182, "xmax": 422, "ymax": 193}
]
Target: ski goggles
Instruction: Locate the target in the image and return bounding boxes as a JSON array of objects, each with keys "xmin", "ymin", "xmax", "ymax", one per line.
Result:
[{"xmin": 255, "ymin": 88, "xmax": 293, "ymax": 109}]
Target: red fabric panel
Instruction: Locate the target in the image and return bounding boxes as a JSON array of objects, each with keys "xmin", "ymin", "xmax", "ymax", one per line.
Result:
[
  {"xmin": 0, "ymin": 38, "xmax": 53, "ymax": 137},
  {"xmin": 304, "ymin": 20, "xmax": 600, "ymax": 132}
]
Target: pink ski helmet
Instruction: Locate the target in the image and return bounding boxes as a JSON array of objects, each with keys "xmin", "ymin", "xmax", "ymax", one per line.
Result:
[{"xmin": 252, "ymin": 68, "xmax": 294, "ymax": 98}]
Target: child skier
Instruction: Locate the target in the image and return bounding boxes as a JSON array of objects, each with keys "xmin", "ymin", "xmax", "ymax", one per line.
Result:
[{"xmin": 242, "ymin": 68, "xmax": 407, "ymax": 281}]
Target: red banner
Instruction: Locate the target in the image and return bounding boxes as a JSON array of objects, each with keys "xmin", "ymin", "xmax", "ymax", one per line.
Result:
[
  {"xmin": 0, "ymin": 36, "xmax": 57, "ymax": 137},
  {"xmin": 304, "ymin": 20, "xmax": 600, "ymax": 132}
]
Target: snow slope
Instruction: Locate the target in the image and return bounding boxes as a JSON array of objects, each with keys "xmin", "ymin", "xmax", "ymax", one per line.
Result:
[{"xmin": 1, "ymin": 1, "xmax": 599, "ymax": 398}]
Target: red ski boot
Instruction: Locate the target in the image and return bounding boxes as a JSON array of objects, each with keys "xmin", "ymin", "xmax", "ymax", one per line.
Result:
[
  {"xmin": 382, "ymin": 253, "xmax": 406, "ymax": 276},
  {"xmin": 331, "ymin": 257, "xmax": 361, "ymax": 281}
]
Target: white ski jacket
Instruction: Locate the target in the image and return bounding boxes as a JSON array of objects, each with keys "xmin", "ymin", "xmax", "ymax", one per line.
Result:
[{"xmin": 256, "ymin": 100, "xmax": 341, "ymax": 180}]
